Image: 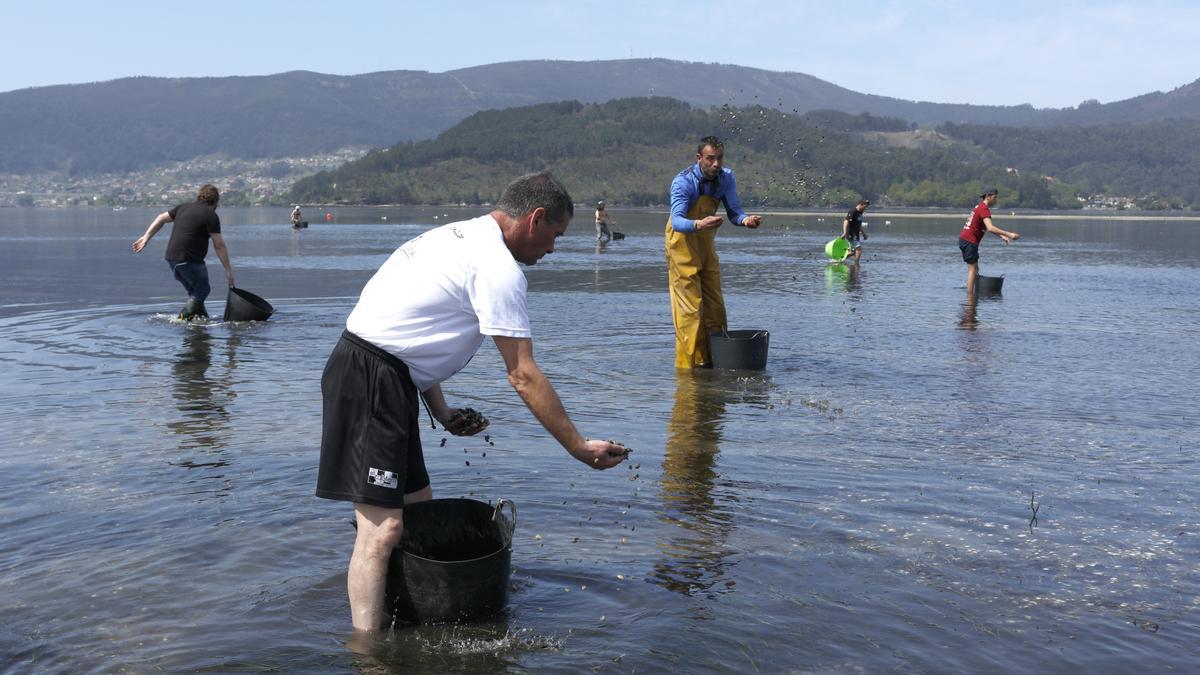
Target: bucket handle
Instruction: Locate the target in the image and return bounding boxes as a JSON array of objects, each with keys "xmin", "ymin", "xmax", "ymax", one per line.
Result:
[
  {"xmin": 493, "ymin": 498, "xmax": 517, "ymax": 544},
  {"xmin": 721, "ymin": 329, "xmax": 768, "ymax": 340}
]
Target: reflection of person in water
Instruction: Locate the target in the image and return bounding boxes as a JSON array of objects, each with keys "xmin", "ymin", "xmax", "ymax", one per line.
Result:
[
  {"xmin": 824, "ymin": 261, "xmax": 862, "ymax": 296},
  {"xmin": 653, "ymin": 370, "xmax": 736, "ymax": 598},
  {"xmin": 958, "ymin": 292, "xmax": 979, "ymax": 331},
  {"xmin": 167, "ymin": 328, "xmax": 237, "ymax": 453}
]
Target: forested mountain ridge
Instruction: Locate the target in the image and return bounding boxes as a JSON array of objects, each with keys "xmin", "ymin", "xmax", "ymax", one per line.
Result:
[
  {"xmin": 3, "ymin": 59, "xmax": 1200, "ymax": 174},
  {"xmin": 289, "ymin": 97, "xmax": 1200, "ymax": 209}
]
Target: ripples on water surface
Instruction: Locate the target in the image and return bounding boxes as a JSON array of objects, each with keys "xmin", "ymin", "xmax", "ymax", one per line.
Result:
[{"xmin": 1, "ymin": 207, "xmax": 1198, "ymax": 672}]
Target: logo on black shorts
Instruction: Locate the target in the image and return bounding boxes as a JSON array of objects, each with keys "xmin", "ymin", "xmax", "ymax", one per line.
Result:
[{"xmin": 367, "ymin": 468, "xmax": 398, "ymax": 489}]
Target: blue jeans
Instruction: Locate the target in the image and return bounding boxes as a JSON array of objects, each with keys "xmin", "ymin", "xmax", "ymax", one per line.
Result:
[{"xmin": 167, "ymin": 260, "xmax": 211, "ymax": 302}]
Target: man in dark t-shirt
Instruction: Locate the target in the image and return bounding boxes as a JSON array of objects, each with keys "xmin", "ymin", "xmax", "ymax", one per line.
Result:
[
  {"xmin": 840, "ymin": 199, "xmax": 870, "ymax": 262},
  {"xmin": 132, "ymin": 184, "xmax": 235, "ymax": 319}
]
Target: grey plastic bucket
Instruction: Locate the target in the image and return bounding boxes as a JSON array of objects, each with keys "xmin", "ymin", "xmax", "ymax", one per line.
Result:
[
  {"xmin": 387, "ymin": 498, "xmax": 516, "ymax": 625},
  {"xmin": 223, "ymin": 287, "xmax": 274, "ymax": 322},
  {"xmin": 709, "ymin": 329, "xmax": 770, "ymax": 370},
  {"xmin": 977, "ymin": 275, "xmax": 1004, "ymax": 295}
]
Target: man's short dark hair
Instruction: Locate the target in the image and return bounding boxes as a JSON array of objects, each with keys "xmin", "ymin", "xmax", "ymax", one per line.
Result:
[
  {"xmin": 697, "ymin": 135, "xmax": 724, "ymax": 154},
  {"xmin": 197, "ymin": 184, "xmax": 220, "ymax": 206},
  {"xmin": 857, "ymin": 199, "xmax": 870, "ymax": 207},
  {"xmin": 496, "ymin": 172, "xmax": 574, "ymax": 225}
]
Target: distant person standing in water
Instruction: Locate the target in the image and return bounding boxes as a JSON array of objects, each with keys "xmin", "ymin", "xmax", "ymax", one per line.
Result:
[
  {"xmin": 132, "ymin": 184, "xmax": 234, "ymax": 320},
  {"xmin": 959, "ymin": 188, "xmax": 1019, "ymax": 294},
  {"xmin": 291, "ymin": 205, "xmax": 303, "ymax": 229},
  {"xmin": 840, "ymin": 199, "xmax": 870, "ymax": 262},
  {"xmin": 666, "ymin": 135, "xmax": 763, "ymax": 368},
  {"xmin": 595, "ymin": 201, "xmax": 613, "ymax": 242}
]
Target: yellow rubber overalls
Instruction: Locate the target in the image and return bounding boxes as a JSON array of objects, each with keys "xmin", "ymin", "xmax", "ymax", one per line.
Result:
[{"xmin": 666, "ymin": 194, "xmax": 727, "ymax": 368}]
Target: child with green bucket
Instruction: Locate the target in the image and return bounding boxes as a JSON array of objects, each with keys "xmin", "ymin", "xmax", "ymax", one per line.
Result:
[
  {"xmin": 840, "ymin": 199, "xmax": 870, "ymax": 262},
  {"xmin": 823, "ymin": 199, "xmax": 869, "ymax": 262}
]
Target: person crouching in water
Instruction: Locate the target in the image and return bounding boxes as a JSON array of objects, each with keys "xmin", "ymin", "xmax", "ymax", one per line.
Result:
[
  {"xmin": 959, "ymin": 188, "xmax": 1019, "ymax": 294},
  {"xmin": 132, "ymin": 184, "xmax": 235, "ymax": 320}
]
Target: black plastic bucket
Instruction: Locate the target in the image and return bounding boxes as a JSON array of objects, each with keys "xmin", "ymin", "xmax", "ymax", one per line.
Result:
[
  {"xmin": 387, "ymin": 498, "xmax": 516, "ymax": 625},
  {"xmin": 223, "ymin": 287, "xmax": 274, "ymax": 322},
  {"xmin": 709, "ymin": 329, "xmax": 770, "ymax": 370},
  {"xmin": 977, "ymin": 275, "xmax": 1004, "ymax": 295}
]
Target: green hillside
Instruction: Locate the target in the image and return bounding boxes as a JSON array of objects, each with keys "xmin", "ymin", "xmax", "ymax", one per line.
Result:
[
  {"xmin": 942, "ymin": 120, "xmax": 1200, "ymax": 208},
  {"xmin": 294, "ymin": 97, "xmax": 1200, "ymax": 209}
]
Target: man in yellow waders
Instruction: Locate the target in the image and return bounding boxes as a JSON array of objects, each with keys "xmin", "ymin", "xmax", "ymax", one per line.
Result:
[{"xmin": 666, "ymin": 136, "xmax": 763, "ymax": 368}]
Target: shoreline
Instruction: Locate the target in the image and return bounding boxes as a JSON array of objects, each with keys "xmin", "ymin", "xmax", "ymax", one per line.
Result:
[
  {"xmin": 8, "ymin": 203, "xmax": 1200, "ymax": 222},
  {"xmin": 753, "ymin": 210, "xmax": 1200, "ymax": 222}
]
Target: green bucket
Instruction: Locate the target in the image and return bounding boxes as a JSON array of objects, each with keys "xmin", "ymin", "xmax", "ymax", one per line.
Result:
[{"xmin": 824, "ymin": 238, "xmax": 849, "ymax": 261}]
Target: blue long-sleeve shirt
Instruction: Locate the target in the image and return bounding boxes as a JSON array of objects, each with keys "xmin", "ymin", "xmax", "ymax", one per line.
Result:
[{"xmin": 669, "ymin": 163, "xmax": 749, "ymax": 233}]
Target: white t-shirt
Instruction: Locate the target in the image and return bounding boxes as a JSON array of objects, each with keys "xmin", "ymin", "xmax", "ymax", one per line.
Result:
[{"xmin": 346, "ymin": 214, "xmax": 531, "ymax": 390}]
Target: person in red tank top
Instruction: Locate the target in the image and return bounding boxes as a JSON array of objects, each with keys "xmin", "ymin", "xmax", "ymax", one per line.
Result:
[{"xmin": 958, "ymin": 188, "xmax": 1020, "ymax": 294}]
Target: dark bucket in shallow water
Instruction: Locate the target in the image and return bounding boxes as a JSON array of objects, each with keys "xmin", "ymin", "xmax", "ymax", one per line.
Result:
[
  {"xmin": 709, "ymin": 329, "xmax": 770, "ymax": 370},
  {"xmin": 387, "ymin": 498, "xmax": 516, "ymax": 625},
  {"xmin": 223, "ymin": 287, "xmax": 274, "ymax": 322},
  {"xmin": 977, "ymin": 275, "xmax": 1004, "ymax": 295}
]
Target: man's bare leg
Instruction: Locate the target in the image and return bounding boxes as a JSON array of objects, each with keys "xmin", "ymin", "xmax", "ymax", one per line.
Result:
[
  {"xmin": 348, "ymin": 503, "xmax": 403, "ymax": 631},
  {"xmin": 347, "ymin": 486, "xmax": 434, "ymax": 632}
]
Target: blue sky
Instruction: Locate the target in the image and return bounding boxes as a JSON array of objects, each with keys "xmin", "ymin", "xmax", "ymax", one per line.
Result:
[{"xmin": 3, "ymin": 0, "xmax": 1197, "ymax": 108}]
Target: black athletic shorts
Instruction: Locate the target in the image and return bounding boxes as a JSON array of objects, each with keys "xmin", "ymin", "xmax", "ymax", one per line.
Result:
[
  {"xmin": 958, "ymin": 238, "xmax": 980, "ymax": 264},
  {"xmin": 316, "ymin": 330, "xmax": 429, "ymax": 508}
]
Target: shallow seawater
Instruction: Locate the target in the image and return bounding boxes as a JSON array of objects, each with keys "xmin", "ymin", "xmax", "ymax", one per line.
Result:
[{"xmin": 1, "ymin": 206, "xmax": 1198, "ymax": 672}]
